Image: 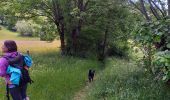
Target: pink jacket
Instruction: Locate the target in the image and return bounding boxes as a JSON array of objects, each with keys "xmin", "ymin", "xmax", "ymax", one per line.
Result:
[{"xmin": 0, "ymin": 52, "xmax": 19, "ymax": 84}]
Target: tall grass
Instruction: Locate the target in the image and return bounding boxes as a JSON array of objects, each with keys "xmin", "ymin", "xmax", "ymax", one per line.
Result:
[
  {"xmin": 0, "ymin": 44, "xmax": 102, "ymax": 100},
  {"xmin": 86, "ymin": 58, "xmax": 170, "ymax": 100},
  {"xmin": 0, "ymin": 28, "xmax": 102, "ymax": 100},
  {"xmin": 27, "ymin": 52, "xmax": 101, "ymax": 100},
  {"xmin": 0, "ymin": 52, "xmax": 102, "ymax": 100}
]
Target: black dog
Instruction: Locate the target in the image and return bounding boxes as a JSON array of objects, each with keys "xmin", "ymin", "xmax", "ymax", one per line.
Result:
[{"xmin": 88, "ymin": 69, "xmax": 95, "ymax": 82}]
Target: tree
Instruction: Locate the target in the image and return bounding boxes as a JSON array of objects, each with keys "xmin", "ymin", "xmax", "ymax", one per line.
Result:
[
  {"xmin": 130, "ymin": 0, "xmax": 170, "ymax": 74},
  {"xmin": 168, "ymin": 0, "xmax": 170, "ymax": 16},
  {"xmin": 1, "ymin": 0, "xmax": 91, "ymax": 54},
  {"xmin": 1, "ymin": 0, "xmax": 133, "ymax": 59},
  {"xmin": 84, "ymin": 0, "xmax": 133, "ymax": 60}
]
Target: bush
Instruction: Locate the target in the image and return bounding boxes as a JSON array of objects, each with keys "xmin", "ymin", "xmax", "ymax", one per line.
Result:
[
  {"xmin": 5, "ymin": 17, "xmax": 17, "ymax": 32},
  {"xmin": 107, "ymin": 45, "xmax": 129, "ymax": 57},
  {"xmin": 153, "ymin": 50, "xmax": 170, "ymax": 81},
  {"xmin": 40, "ymin": 23, "xmax": 57, "ymax": 41},
  {"xmin": 15, "ymin": 20, "xmax": 34, "ymax": 37}
]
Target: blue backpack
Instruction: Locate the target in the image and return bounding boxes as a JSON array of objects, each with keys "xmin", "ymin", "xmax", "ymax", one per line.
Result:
[{"xmin": 23, "ymin": 54, "xmax": 33, "ymax": 68}]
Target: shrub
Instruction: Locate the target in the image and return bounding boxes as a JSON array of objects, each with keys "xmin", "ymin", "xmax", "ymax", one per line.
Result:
[
  {"xmin": 15, "ymin": 20, "xmax": 33, "ymax": 37},
  {"xmin": 40, "ymin": 23, "xmax": 57, "ymax": 41},
  {"xmin": 153, "ymin": 50, "xmax": 170, "ymax": 81}
]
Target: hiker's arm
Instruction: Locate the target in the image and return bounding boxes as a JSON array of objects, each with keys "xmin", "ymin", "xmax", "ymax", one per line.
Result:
[
  {"xmin": 7, "ymin": 80, "xmax": 12, "ymax": 84},
  {"xmin": 0, "ymin": 58, "xmax": 8, "ymax": 77}
]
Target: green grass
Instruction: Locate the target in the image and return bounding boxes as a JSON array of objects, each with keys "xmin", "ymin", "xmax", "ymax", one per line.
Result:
[
  {"xmin": 3, "ymin": 26, "xmax": 170, "ymax": 100},
  {"xmin": 86, "ymin": 58, "xmax": 170, "ymax": 100},
  {"xmin": 0, "ymin": 52, "xmax": 102, "ymax": 100},
  {"xmin": 0, "ymin": 28, "xmax": 102, "ymax": 100},
  {"xmin": 28, "ymin": 52, "xmax": 102, "ymax": 100},
  {"xmin": 0, "ymin": 27, "xmax": 39, "ymax": 41}
]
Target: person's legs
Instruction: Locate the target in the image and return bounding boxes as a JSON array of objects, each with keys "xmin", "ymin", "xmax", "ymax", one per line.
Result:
[
  {"xmin": 21, "ymin": 84, "xmax": 27, "ymax": 99},
  {"xmin": 9, "ymin": 86, "xmax": 22, "ymax": 100}
]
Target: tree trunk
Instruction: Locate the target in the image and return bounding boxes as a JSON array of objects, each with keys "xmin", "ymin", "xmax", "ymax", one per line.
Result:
[
  {"xmin": 140, "ymin": 0, "xmax": 151, "ymax": 21},
  {"xmin": 0, "ymin": 16, "xmax": 4, "ymax": 25},
  {"xmin": 72, "ymin": 28, "xmax": 77, "ymax": 54},
  {"xmin": 60, "ymin": 32, "xmax": 65, "ymax": 54},
  {"xmin": 100, "ymin": 28, "xmax": 108, "ymax": 61},
  {"xmin": 148, "ymin": 0, "xmax": 161, "ymax": 20},
  {"xmin": 55, "ymin": 21, "xmax": 65, "ymax": 54},
  {"xmin": 52, "ymin": 0, "xmax": 66, "ymax": 54},
  {"xmin": 168, "ymin": 0, "xmax": 170, "ymax": 16}
]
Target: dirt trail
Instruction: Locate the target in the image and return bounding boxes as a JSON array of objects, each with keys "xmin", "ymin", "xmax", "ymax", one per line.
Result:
[
  {"xmin": 73, "ymin": 81, "xmax": 92, "ymax": 100},
  {"xmin": 73, "ymin": 74, "xmax": 99, "ymax": 100}
]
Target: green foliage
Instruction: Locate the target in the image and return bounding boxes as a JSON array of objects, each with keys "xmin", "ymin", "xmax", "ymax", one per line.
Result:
[
  {"xmin": 133, "ymin": 18, "xmax": 170, "ymax": 48},
  {"xmin": 132, "ymin": 18, "xmax": 170, "ymax": 73},
  {"xmin": 61, "ymin": 0, "xmax": 133, "ymax": 58},
  {"xmin": 15, "ymin": 20, "xmax": 43, "ymax": 37},
  {"xmin": 6, "ymin": 18, "xmax": 17, "ymax": 31},
  {"xmin": 15, "ymin": 20, "xmax": 33, "ymax": 36},
  {"xmin": 153, "ymin": 50, "xmax": 170, "ymax": 81},
  {"xmin": 133, "ymin": 22, "xmax": 160, "ymax": 45},
  {"xmin": 83, "ymin": 0, "xmax": 132, "ymax": 57},
  {"xmin": 40, "ymin": 22, "xmax": 57, "ymax": 41},
  {"xmin": 107, "ymin": 42, "xmax": 129, "ymax": 57},
  {"xmin": 65, "ymin": 27, "xmax": 103, "ymax": 58},
  {"xmin": 1, "ymin": 0, "xmax": 134, "ymax": 58},
  {"xmin": 0, "ymin": 1, "xmax": 19, "ymax": 30}
]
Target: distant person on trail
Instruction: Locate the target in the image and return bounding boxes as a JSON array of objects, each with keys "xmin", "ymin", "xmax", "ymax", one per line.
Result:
[{"xmin": 0, "ymin": 40, "xmax": 33, "ymax": 100}]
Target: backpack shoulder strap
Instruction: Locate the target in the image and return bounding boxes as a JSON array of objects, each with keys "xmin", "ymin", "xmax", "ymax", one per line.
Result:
[{"xmin": 3, "ymin": 54, "xmax": 24, "ymax": 68}]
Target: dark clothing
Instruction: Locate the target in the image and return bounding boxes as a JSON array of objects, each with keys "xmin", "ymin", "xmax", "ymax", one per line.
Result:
[
  {"xmin": 9, "ymin": 86, "xmax": 22, "ymax": 100},
  {"xmin": 9, "ymin": 84, "xmax": 27, "ymax": 100},
  {"xmin": 21, "ymin": 84, "xmax": 27, "ymax": 99}
]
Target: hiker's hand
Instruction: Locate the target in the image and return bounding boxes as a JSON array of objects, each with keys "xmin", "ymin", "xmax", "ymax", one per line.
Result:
[
  {"xmin": 24, "ymin": 66, "xmax": 29, "ymax": 70},
  {"xmin": 7, "ymin": 81, "xmax": 12, "ymax": 84}
]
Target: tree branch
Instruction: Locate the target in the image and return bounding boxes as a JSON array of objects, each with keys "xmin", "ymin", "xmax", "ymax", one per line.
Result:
[
  {"xmin": 158, "ymin": 0, "xmax": 167, "ymax": 15},
  {"xmin": 151, "ymin": 0, "xmax": 166, "ymax": 17},
  {"xmin": 148, "ymin": 0, "xmax": 161, "ymax": 20},
  {"xmin": 84, "ymin": 0, "xmax": 89, "ymax": 11},
  {"xmin": 129, "ymin": 0, "xmax": 144, "ymax": 14},
  {"xmin": 139, "ymin": 0, "xmax": 151, "ymax": 21}
]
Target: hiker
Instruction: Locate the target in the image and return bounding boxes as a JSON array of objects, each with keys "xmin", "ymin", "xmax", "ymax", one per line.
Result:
[{"xmin": 0, "ymin": 40, "xmax": 32, "ymax": 100}]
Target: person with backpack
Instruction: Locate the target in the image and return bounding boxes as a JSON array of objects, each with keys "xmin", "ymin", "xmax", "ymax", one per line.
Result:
[{"xmin": 0, "ymin": 40, "xmax": 33, "ymax": 100}]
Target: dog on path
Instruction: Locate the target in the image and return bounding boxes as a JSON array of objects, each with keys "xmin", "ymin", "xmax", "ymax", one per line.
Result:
[{"xmin": 88, "ymin": 69, "xmax": 95, "ymax": 82}]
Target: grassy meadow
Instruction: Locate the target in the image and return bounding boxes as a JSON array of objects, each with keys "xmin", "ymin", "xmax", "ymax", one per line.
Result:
[
  {"xmin": 1, "ymin": 27, "xmax": 170, "ymax": 100},
  {"xmin": 0, "ymin": 27, "xmax": 39, "ymax": 41},
  {"xmin": 86, "ymin": 58, "xmax": 170, "ymax": 100},
  {"xmin": 0, "ymin": 28, "xmax": 102, "ymax": 100}
]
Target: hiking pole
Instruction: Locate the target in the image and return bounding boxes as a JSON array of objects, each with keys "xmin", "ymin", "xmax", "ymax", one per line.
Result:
[
  {"xmin": 6, "ymin": 85, "xmax": 10, "ymax": 100},
  {"xmin": 27, "ymin": 50, "xmax": 30, "ymax": 55}
]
